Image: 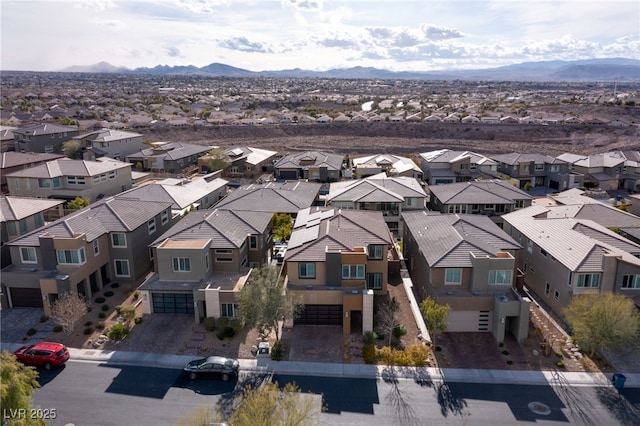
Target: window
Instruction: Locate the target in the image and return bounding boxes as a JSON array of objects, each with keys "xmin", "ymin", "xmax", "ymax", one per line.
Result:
[
  {"xmin": 147, "ymin": 218, "xmax": 156, "ymax": 234},
  {"xmin": 545, "ymin": 282, "xmax": 550, "ymax": 296},
  {"xmin": 222, "ymin": 303, "xmax": 239, "ymax": 317},
  {"xmin": 114, "ymin": 259, "xmax": 130, "ymax": 277},
  {"xmin": 368, "ymin": 245, "xmax": 383, "ymax": 260},
  {"xmin": 535, "ymin": 164, "xmax": 544, "ymax": 171},
  {"xmin": 161, "ymin": 210, "xmax": 169, "ymax": 225},
  {"xmin": 44, "ymin": 145, "xmax": 54, "ymax": 153},
  {"xmin": 342, "ymin": 264, "xmax": 365, "ymax": 279},
  {"xmin": 19, "ymin": 219, "xmax": 27, "ymax": 233},
  {"xmin": 34, "ymin": 214, "xmax": 43, "ymax": 228},
  {"xmin": 216, "ymin": 257, "xmax": 233, "ymax": 263},
  {"xmin": 7, "ymin": 222, "xmax": 16, "ymax": 235},
  {"xmin": 447, "ymin": 204, "xmax": 467, "ymax": 214},
  {"xmin": 367, "ymin": 273, "xmax": 383, "ymax": 290},
  {"xmin": 554, "ymin": 290, "xmax": 560, "ymax": 301},
  {"xmin": 111, "ymin": 233, "xmax": 127, "ymax": 248},
  {"xmin": 67, "ymin": 176, "xmax": 85, "ymax": 185},
  {"xmin": 550, "ymin": 165, "xmax": 560, "ymax": 172},
  {"xmin": 540, "ymin": 248, "xmax": 548, "ymax": 258},
  {"xmin": 215, "ymin": 249, "xmax": 232, "ymax": 254},
  {"xmin": 56, "ymin": 248, "xmax": 86, "ymax": 264},
  {"xmin": 93, "ymin": 240, "xmax": 99, "ymax": 256},
  {"xmin": 576, "ymin": 273, "xmax": 600, "ymax": 288},
  {"xmin": 14, "ymin": 178, "xmax": 20, "ymax": 190},
  {"xmin": 299, "ymin": 263, "xmax": 315, "ymax": 279},
  {"xmin": 250, "ymin": 235, "xmax": 258, "ymax": 250},
  {"xmin": 149, "ymin": 247, "xmax": 154, "ymax": 261},
  {"xmin": 526, "ymin": 239, "xmax": 533, "ymax": 254},
  {"xmin": 622, "ymin": 275, "xmax": 640, "ymax": 289},
  {"xmin": 172, "ymin": 257, "xmax": 191, "ymax": 272},
  {"xmin": 38, "ymin": 178, "xmax": 51, "ymax": 188},
  {"xmin": 516, "ymin": 200, "xmax": 526, "ymax": 209},
  {"xmin": 445, "ymin": 268, "xmax": 462, "ymax": 285},
  {"xmin": 205, "ymin": 253, "xmax": 210, "ymax": 270},
  {"xmin": 230, "ymin": 166, "xmax": 240, "ymax": 173},
  {"xmin": 488, "ymin": 270, "xmax": 512, "ymax": 285},
  {"xmin": 20, "ymin": 247, "xmax": 37, "ymax": 263}
]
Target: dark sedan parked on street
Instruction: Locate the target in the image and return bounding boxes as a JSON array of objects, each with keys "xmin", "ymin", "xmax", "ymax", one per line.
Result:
[{"xmin": 183, "ymin": 356, "xmax": 239, "ymax": 381}]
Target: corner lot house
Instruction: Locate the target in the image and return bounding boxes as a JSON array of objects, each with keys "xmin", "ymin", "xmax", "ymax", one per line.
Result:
[
  {"xmin": 1, "ymin": 197, "xmax": 175, "ymax": 315},
  {"xmin": 13, "ymin": 123, "xmax": 79, "ymax": 154},
  {"xmin": 502, "ymin": 205, "xmax": 640, "ymax": 319},
  {"xmin": 138, "ymin": 209, "xmax": 273, "ymax": 321},
  {"xmin": 5, "ymin": 157, "xmax": 134, "ymax": 202},
  {"xmin": 402, "ymin": 211, "xmax": 529, "ymax": 343},
  {"xmin": 284, "ymin": 207, "xmax": 395, "ymax": 335}
]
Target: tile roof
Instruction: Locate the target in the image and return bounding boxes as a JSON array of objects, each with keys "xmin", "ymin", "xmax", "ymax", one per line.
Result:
[
  {"xmin": 227, "ymin": 146, "xmax": 277, "ymax": 165},
  {"xmin": 491, "ymin": 152, "xmax": 563, "ymax": 165},
  {"xmin": 402, "ymin": 211, "xmax": 521, "ymax": 268},
  {"xmin": 73, "ymin": 128, "xmax": 141, "ymax": 142},
  {"xmin": 4, "ymin": 158, "xmax": 132, "ymax": 178},
  {"xmin": 285, "ymin": 207, "xmax": 393, "ymax": 262},
  {"xmin": 0, "ymin": 152, "xmax": 64, "ymax": 168},
  {"xmin": 213, "ymin": 181, "xmax": 321, "ymax": 214},
  {"xmin": 127, "ymin": 142, "xmax": 212, "ymax": 161},
  {"xmin": 274, "ymin": 151, "xmax": 344, "ymax": 171},
  {"xmin": 428, "ymin": 179, "xmax": 533, "ymax": 204},
  {"xmin": 352, "ymin": 154, "xmax": 421, "ymax": 173},
  {"xmin": 503, "ymin": 206, "xmax": 640, "ymax": 272},
  {"xmin": 150, "ymin": 209, "xmax": 272, "ymax": 249},
  {"xmin": 327, "ymin": 175, "xmax": 425, "ymax": 203},
  {"xmin": 0, "ymin": 196, "xmax": 64, "ymax": 222},
  {"xmin": 118, "ymin": 177, "xmax": 228, "ymax": 210},
  {"xmin": 420, "ymin": 149, "xmax": 497, "ymax": 166},
  {"xmin": 12, "ymin": 123, "xmax": 78, "ymax": 136}
]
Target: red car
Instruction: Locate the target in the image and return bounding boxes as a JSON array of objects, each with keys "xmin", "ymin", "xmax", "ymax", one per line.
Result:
[{"xmin": 14, "ymin": 342, "xmax": 70, "ymax": 370}]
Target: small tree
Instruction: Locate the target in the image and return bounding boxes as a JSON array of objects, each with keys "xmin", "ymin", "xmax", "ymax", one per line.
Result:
[
  {"xmin": 0, "ymin": 350, "xmax": 46, "ymax": 426},
  {"xmin": 66, "ymin": 196, "xmax": 90, "ymax": 210},
  {"xmin": 205, "ymin": 147, "xmax": 231, "ymax": 172},
  {"xmin": 50, "ymin": 292, "xmax": 88, "ymax": 335},
  {"xmin": 62, "ymin": 140, "xmax": 81, "ymax": 159},
  {"xmin": 273, "ymin": 213, "xmax": 293, "ymax": 241},
  {"xmin": 238, "ymin": 265, "xmax": 302, "ymax": 341},
  {"xmin": 564, "ymin": 293, "xmax": 640, "ymax": 357},
  {"xmin": 376, "ymin": 297, "xmax": 401, "ymax": 347},
  {"xmin": 420, "ymin": 296, "xmax": 450, "ymax": 345}
]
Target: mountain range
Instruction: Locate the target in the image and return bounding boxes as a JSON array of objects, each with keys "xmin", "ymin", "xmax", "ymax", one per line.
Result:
[{"xmin": 61, "ymin": 58, "xmax": 640, "ymax": 82}]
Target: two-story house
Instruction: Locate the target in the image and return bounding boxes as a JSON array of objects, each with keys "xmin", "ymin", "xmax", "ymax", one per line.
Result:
[
  {"xmin": 126, "ymin": 142, "xmax": 213, "ymax": 173},
  {"xmin": 351, "ymin": 154, "xmax": 423, "ymax": 180},
  {"xmin": 0, "ymin": 196, "xmax": 65, "ymax": 268},
  {"xmin": 556, "ymin": 152, "xmax": 626, "ymax": 191},
  {"xmin": 428, "ymin": 179, "xmax": 533, "ymax": 226},
  {"xmin": 325, "ymin": 173, "xmax": 427, "ymax": 236},
  {"xmin": 213, "ymin": 181, "xmax": 322, "ymax": 215},
  {"xmin": 73, "ymin": 128, "xmax": 145, "ymax": 161},
  {"xmin": 13, "ymin": 123, "xmax": 79, "ymax": 154},
  {"xmin": 502, "ymin": 205, "xmax": 640, "ymax": 319},
  {"xmin": 138, "ymin": 209, "xmax": 274, "ymax": 322},
  {"xmin": 420, "ymin": 149, "xmax": 498, "ymax": 185},
  {"xmin": 0, "ymin": 197, "xmax": 176, "ymax": 315},
  {"xmin": 199, "ymin": 146, "xmax": 278, "ymax": 180},
  {"xmin": 5, "ymin": 157, "xmax": 133, "ymax": 203},
  {"xmin": 1, "ymin": 152, "xmax": 65, "ymax": 194},
  {"xmin": 491, "ymin": 153, "xmax": 580, "ymax": 191},
  {"xmin": 274, "ymin": 151, "xmax": 345, "ymax": 182},
  {"xmin": 402, "ymin": 211, "xmax": 529, "ymax": 343},
  {"xmin": 284, "ymin": 207, "xmax": 395, "ymax": 335}
]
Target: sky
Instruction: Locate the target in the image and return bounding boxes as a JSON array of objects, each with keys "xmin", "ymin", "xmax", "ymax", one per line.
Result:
[{"xmin": 1, "ymin": 0, "xmax": 639, "ymax": 72}]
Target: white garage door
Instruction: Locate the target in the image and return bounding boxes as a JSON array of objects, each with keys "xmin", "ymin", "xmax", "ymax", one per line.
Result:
[{"xmin": 447, "ymin": 310, "xmax": 492, "ymax": 332}]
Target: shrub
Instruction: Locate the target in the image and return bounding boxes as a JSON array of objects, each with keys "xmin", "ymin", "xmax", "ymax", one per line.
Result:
[
  {"xmin": 95, "ymin": 297, "xmax": 106, "ymax": 303},
  {"xmin": 84, "ymin": 321, "xmax": 93, "ymax": 326},
  {"xmin": 40, "ymin": 315, "xmax": 49, "ymax": 323},
  {"xmin": 271, "ymin": 341, "xmax": 284, "ymax": 361},
  {"xmin": 101, "ymin": 304, "xmax": 110, "ymax": 312},
  {"xmin": 108, "ymin": 323, "xmax": 129, "ymax": 340},
  {"xmin": 407, "ymin": 343, "xmax": 429, "ymax": 367},
  {"xmin": 96, "ymin": 322, "xmax": 105, "ymax": 330},
  {"xmin": 556, "ymin": 361, "xmax": 565, "ymax": 368},
  {"xmin": 110, "ymin": 282, "xmax": 120, "ymax": 288},
  {"xmin": 392, "ymin": 324, "xmax": 407, "ymax": 339},
  {"xmin": 228, "ymin": 317, "xmax": 244, "ymax": 332},
  {"xmin": 115, "ymin": 305, "xmax": 123, "ymax": 315},
  {"xmin": 363, "ymin": 343, "xmax": 377, "ymax": 364},
  {"xmin": 87, "ymin": 306, "xmax": 93, "ymax": 312},
  {"xmin": 502, "ymin": 350, "xmax": 510, "ymax": 356},
  {"xmin": 134, "ymin": 317, "xmax": 143, "ymax": 325},
  {"xmin": 363, "ymin": 331, "xmax": 377, "ymax": 345},
  {"xmin": 26, "ymin": 328, "xmax": 37, "ymax": 336},
  {"xmin": 53, "ymin": 325, "xmax": 63, "ymax": 333},
  {"xmin": 98, "ymin": 312, "xmax": 106, "ymax": 319},
  {"xmin": 215, "ymin": 317, "xmax": 230, "ymax": 330},
  {"xmin": 555, "ymin": 352, "xmax": 564, "ymax": 359},
  {"xmin": 203, "ymin": 317, "xmax": 217, "ymax": 332},
  {"xmin": 83, "ymin": 327, "xmax": 94, "ymax": 335},
  {"xmin": 378, "ymin": 345, "xmax": 428, "ymax": 367},
  {"xmin": 104, "ymin": 291, "xmax": 114, "ymax": 297},
  {"xmin": 223, "ymin": 326, "xmax": 235, "ymax": 338},
  {"xmin": 133, "ymin": 291, "xmax": 140, "ymax": 300},
  {"xmin": 119, "ymin": 305, "xmax": 136, "ymax": 322},
  {"xmin": 216, "ymin": 332, "xmax": 225, "ymax": 340}
]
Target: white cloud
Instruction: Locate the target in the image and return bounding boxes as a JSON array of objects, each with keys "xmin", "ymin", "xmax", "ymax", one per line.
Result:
[
  {"xmin": 219, "ymin": 36, "xmax": 273, "ymax": 53},
  {"xmin": 90, "ymin": 18, "xmax": 127, "ymax": 30},
  {"xmin": 420, "ymin": 24, "xmax": 464, "ymax": 41},
  {"xmin": 175, "ymin": 0, "xmax": 228, "ymax": 14},
  {"xmin": 281, "ymin": 0, "xmax": 323, "ymax": 12}
]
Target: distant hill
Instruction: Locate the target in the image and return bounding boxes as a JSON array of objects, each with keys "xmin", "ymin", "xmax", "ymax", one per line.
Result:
[{"xmin": 59, "ymin": 58, "xmax": 640, "ymax": 82}]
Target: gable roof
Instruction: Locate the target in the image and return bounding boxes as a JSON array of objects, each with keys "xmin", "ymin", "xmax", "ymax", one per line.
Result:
[
  {"xmin": 420, "ymin": 149, "xmax": 497, "ymax": 166},
  {"xmin": 274, "ymin": 151, "xmax": 344, "ymax": 171},
  {"xmin": 213, "ymin": 181, "xmax": 321, "ymax": 214},
  {"xmin": 150, "ymin": 209, "xmax": 272, "ymax": 249},
  {"xmin": 12, "ymin": 123, "xmax": 78, "ymax": 136},
  {"xmin": 285, "ymin": 207, "xmax": 393, "ymax": 262},
  {"xmin": 402, "ymin": 211, "xmax": 521, "ymax": 268},
  {"xmin": 73, "ymin": 128, "xmax": 141, "ymax": 142},
  {"xmin": 352, "ymin": 154, "xmax": 421, "ymax": 174},
  {"xmin": 0, "ymin": 152, "xmax": 64, "ymax": 168},
  {"xmin": 6, "ymin": 196, "xmax": 172, "ymax": 246},
  {"xmin": 0, "ymin": 196, "xmax": 64, "ymax": 222},
  {"xmin": 118, "ymin": 177, "xmax": 228, "ymax": 210},
  {"xmin": 429, "ymin": 179, "xmax": 533, "ymax": 204},
  {"xmin": 491, "ymin": 152, "xmax": 565, "ymax": 165},
  {"xmin": 503, "ymin": 205, "xmax": 640, "ymax": 272},
  {"xmin": 127, "ymin": 142, "xmax": 212, "ymax": 161},
  {"xmin": 327, "ymin": 174, "xmax": 425, "ymax": 203},
  {"xmin": 227, "ymin": 146, "xmax": 277, "ymax": 165},
  {"xmin": 4, "ymin": 157, "xmax": 132, "ymax": 178}
]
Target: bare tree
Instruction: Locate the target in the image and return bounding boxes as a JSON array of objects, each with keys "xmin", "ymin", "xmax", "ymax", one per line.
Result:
[
  {"xmin": 50, "ymin": 292, "xmax": 88, "ymax": 335},
  {"xmin": 377, "ymin": 297, "xmax": 401, "ymax": 347}
]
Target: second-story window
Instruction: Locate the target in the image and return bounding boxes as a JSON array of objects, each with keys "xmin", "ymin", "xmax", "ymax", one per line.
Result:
[
  {"xmin": 299, "ymin": 263, "xmax": 315, "ymax": 279},
  {"xmin": 445, "ymin": 268, "xmax": 462, "ymax": 285},
  {"xmin": 20, "ymin": 247, "xmax": 37, "ymax": 264},
  {"xmin": 250, "ymin": 235, "xmax": 258, "ymax": 250},
  {"xmin": 622, "ymin": 275, "xmax": 640, "ymax": 289},
  {"xmin": 148, "ymin": 218, "xmax": 156, "ymax": 234},
  {"xmin": 173, "ymin": 257, "xmax": 191, "ymax": 272},
  {"xmin": 111, "ymin": 233, "xmax": 127, "ymax": 248},
  {"xmin": 57, "ymin": 248, "xmax": 86, "ymax": 265},
  {"xmin": 488, "ymin": 270, "xmax": 512, "ymax": 285},
  {"xmin": 576, "ymin": 273, "xmax": 600, "ymax": 288},
  {"xmin": 342, "ymin": 264, "xmax": 365, "ymax": 279},
  {"xmin": 93, "ymin": 240, "xmax": 100, "ymax": 256},
  {"xmin": 161, "ymin": 210, "xmax": 169, "ymax": 225},
  {"xmin": 368, "ymin": 245, "xmax": 383, "ymax": 260}
]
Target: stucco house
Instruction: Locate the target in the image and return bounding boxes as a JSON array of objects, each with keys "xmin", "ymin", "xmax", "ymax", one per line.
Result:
[
  {"xmin": 351, "ymin": 154, "xmax": 423, "ymax": 180},
  {"xmin": 402, "ymin": 211, "xmax": 529, "ymax": 343},
  {"xmin": 73, "ymin": 128, "xmax": 145, "ymax": 161},
  {"xmin": 13, "ymin": 123, "xmax": 79, "ymax": 154},
  {"xmin": 274, "ymin": 151, "xmax": 345, "ymax": 182},
  {"xmin": 420, "ymin": 149, "xmax": 498, "ymax": 185},
  {"xmin": 491, "ymin": 153, "xmax": 579, "ymax": 191},
  {"xmin": 213, "ymin": 181, "xmax": 321, "ymax": 215},
  {"xmin": 199, "ymin": 146, "xmax": 277, "ymax": 180},
  {"xmin": 126, "ymin": 142, "xmax": 212, "ymax": 173},
  {"xmin": 1, "ymin": 151, "xmax": 65, "ymax": 194}
]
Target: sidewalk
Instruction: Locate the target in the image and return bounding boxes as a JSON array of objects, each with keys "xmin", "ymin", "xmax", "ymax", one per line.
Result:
[{"xmin": 3, "ymin": 341, "xmax": 639, "ymax": 388}]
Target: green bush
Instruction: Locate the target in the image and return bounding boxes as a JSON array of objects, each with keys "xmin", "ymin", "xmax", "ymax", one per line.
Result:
[
  {"xmin": 378, "ymin": 344, "xmax": 430, "ymax": 367},
  {"xmin": 40, "ymin": 315, "xmax": 49, "ymax": 323},
  {"xmin": 119, "ymin": 305, "xmax": 136, "ymax": 322},
  {"xmin": 108, "ymin": 323, "xmax": 129, "ymax": 340},
  {"xmin": 203, "ymin": 317, "xmax": 217, "ymax": 332},
  {"xmin": 363, "ymin": 343, "xmax": 377, "ymax": 364},
  {"xmin": 95, "ymin": 297, "xmax": 106, "ymax": 303},
  {"xmin": 26, "ymin": 328, "xmax": 37, "ymax": 336},
  {"xmin": 228, "ymin": 317, "xmax": 244, "ymax": 332},
  {"xmin": 84, "ymin": 327, "xmax": 94, "ymax": 335},
  {"xmin": 98, "ymin": 312, "xmax": 106, "ymax": 319},
  {"xmin": 215, "ymin": 317, "xmax": 230, "ymax": 329},
  {"xmin": 271, "ymin": 341, "xmax": 284, "ymax": 361},
  {"xmin": 53, "ymin": 325, "xmax": 63, "ymax": 333},
  {"xmin": 223, "ymin": 326, "xmax": 235, "ymax": 338},
  {"xmin": 392, "ymin": 324, "xmax": 407, "ymax": 339},
  {"xmin": 363, "ymin": 331, "xmax": 377, "ymax": 345},
  {"xmin": 101, "ymin": 304, "xmax": 110, "ymax": 312},
  {"xmin": 556, "ymin": 361, "xmax": 565, "ymax": 368},
  {"xmin": 216, "ymin": 332, "xmax": 225, "ymax": 340},
  {"xmin": 134, "ymin": 317, "xmax": 143, "ymax": 325},
  {"xmin": 133, "ymin": 291, "xmax": 140, "ymax": 300}
]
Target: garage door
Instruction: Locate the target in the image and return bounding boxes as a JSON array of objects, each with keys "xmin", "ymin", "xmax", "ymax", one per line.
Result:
[
  {"xmin": 152, "ymin": 293, "xmax": 194, "ymax": 314},
  {"xmin": 10, "ymin": 287, "xmax": 44, "ymax": 308},
  {"xmin": 447, "ymin": 310, "xmax": 491, "ymax": 332},
  {"xmin": 295, "ymin": 304, "xmax": 342, "ymax": 325},
  {"xmin": 279, "ymin": 170, "xmax": 298, "ymax": 180}
]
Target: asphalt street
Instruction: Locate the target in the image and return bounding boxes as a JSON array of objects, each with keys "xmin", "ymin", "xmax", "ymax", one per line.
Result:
[{"xmin": 28, "ymin": 360, "xmax": 640, "ymax": 426}]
